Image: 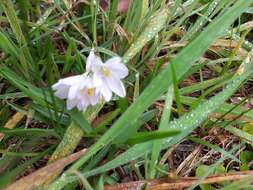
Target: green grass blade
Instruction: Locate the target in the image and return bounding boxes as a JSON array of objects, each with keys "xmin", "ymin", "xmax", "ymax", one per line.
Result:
[
  {"xmin": 68, "ymin": 109, "xmax": 93, "ymax": 134},
  {"xmin": 127, "ymin": 130, "xmax": 180, "ymax": 145},
  {"xmin": 122, "ymin": 8, "xmax": 169, "ymax": 63},
  {"xmin": 0, "ymin": 31, "xmax": 19, "ymax": 57},
  {"xmin": 149, "ymin": 86, "xmax": 173, "ymax": 179},
  {"xmin": 1, "ymin": 0, "xmax": 33, "ymax": 73}
]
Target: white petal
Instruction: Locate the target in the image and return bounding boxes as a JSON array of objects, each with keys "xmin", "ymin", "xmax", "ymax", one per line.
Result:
[
  {"xmin": 77, "ymin": 101, "xmax": 88, "ymax": 111},
  {"xmin": 52, "ymin": 81, "xmax": 62, "ymax": 90},
  {"xmin": 54, "ymin": 86, "xmax": 69, "ymax": 99},
  {"xmin": 52, "ymin": 75, "xmax": 84, "ymax": 100},
  {"xmin": 106, "ymin": 76, "xmax": 126, "ymax": 97},
  {"xmin": 59, "ymin": 75, "xmax": 84, "ymax": 86},
  {"xmin": 89, "ymin": 93, "xmax": 100, "ymax": 105},
  {"xmin": 66, "ymin": 99, "xmax": 78, "ymax": 110},
  {"xmin": 105, "ymin": 57, "xmax": 128, "ymax": 79},
  {"xmin": 86, "ymin": 50, "xmax": 103, "ymax": 72},
  {"xmin": 68, "ymin": 84, "xmax": 80, "ymax": 99},
  {"xmin": 92, "ymin": 72, "xmax": 103, "ymax": 87},
  {"xmin": 86, "ymin": 77, "xmax": 96, "ymax": 88},
  {"xmin": 100, "ymin": 84, "xmax": 112, "ymax": 102}
]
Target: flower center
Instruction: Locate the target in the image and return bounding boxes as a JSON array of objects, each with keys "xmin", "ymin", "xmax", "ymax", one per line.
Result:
[
  {"xmin": 86, "ymin": 88, "xmax": 95, "ymax": 96},
  {"xmin": 101, "ymin": 67, "xmax": 111, "ymax": 77}
]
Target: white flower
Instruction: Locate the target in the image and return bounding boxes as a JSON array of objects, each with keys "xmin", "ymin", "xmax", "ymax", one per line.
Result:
[
  {"xmin": 52, "ymin": 75, "xmax": 100, "ymax": 111},
  {"xmin": 67, "ymin": 76, "xmax": 101, "ymax": 111},
  {"xmin": 87, "ymin": 51, "xmax": 128, "ymax": 101},
  {"xmin": 52, "ymin": 49, "xmax": 129, "ymax": 111}
]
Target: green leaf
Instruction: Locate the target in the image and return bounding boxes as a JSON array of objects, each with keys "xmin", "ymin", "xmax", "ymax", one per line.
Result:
[
  {"xmin": 0, "ymin": 128, "xmax": 58, "ymax": 138},
  {"xmin": 240, "ymin": 151, "xmax": 253, "ymax": 164},
  {"xmin": 92, "ymin": 109, "xmax": 121, "ymax": 134},
  {"xmin": 196, "ymin": 164, "xmax": 226, "ymax": 190},
  {"xmin": 243, "ymin": 123, "xmax": 253, "ymax": 135},
  {"xmin": 0, "ymin": 66, "xmax": 49, "ymax": 107},
  {"xmin": 225, "ymin": 126, "xmax": 253, "ymax": 144},
  {"xmin": 122, "ymin": 8, "xmax": 169, "ymax": 63},
  {"xmin": 149, "ymin": 86, "xmax": 174, "ymax": 179},
  {"xmin": 196, "ymin": 165, "xmax": 213, "ymax": 190},
  {"xmin": 127, "ymin": 130, "xmax": 180, "ymax": 145},
  {"xmin": 0, "ymin": 31, "xmax": 19, "ymax": 57},
  {"xmin": 69, "ymin": 109, "xmax": 93, "ymax": 134}
]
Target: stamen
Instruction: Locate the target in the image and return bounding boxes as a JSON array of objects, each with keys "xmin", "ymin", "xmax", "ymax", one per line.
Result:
[
  {"xmin": 86, "ymin": 88, "xmax": 95, "ymax": 96},
  {"xmin": 101, "ymin": 67, "xmax": 111, "ymax": 77}
]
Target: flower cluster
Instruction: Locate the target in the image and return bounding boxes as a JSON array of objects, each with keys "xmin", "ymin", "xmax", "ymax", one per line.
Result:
[{"xmin": 52, "ymin": 50, "xmax": 128, "ymax": 111}]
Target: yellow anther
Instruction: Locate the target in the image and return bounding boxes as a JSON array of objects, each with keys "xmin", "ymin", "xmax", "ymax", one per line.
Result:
[
  {"xmin": 101, "ymin": 67, "xmax": 111, "ymax": 77},
  {"xmin": 86, "ymin": 88, "xmax": 95, "ymax": 96}
]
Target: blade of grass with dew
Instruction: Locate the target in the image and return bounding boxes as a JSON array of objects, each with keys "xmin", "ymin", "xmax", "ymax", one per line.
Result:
[
  {"xmin": 225, "ymin": 126, "xmax": 253, "ymax": 144},
  {"xmin": 113, "ymin": 110, "xmax": 158, "ymax": 145},
  {"xmin": 179, "ymin": 73, "xmax": 233, "ymax": 95},
  {"xmin": 0, "ymin": 31, "xmax": 19, "ymax": 57},
  {"xmin": 122, "ymin": 7, "xmax": 169, "ymax": 63},
  {"xmin": 149, "ymin": 86, "xmax": 174, "ymax": 179},
  {"xmin": 0, "ymin": 0, "xmax": 33, "ymax": 74},
  {"xmin": 47, "ymin": 2, "xmax": 253, "ymax": 189},
  {"xmin": 127, "ymin": 130, "xmax": 180, "ymax": 146},
  {"xmin": 180, "ymin": 95, "xmax": 253, "ymax": 122},
  {"xmin": 184, "ymin": 0, "xmax": 231, "ymax": 41}
]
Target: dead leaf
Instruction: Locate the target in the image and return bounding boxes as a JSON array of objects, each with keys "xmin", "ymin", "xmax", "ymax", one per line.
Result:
[{"xmin": 4, "ymin": 148, "xmax": 86, "ymax": 190}]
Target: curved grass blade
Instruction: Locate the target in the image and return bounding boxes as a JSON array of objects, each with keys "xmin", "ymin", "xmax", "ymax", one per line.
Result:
[
  {"xmin": 0, "ymin": 31, "xmax": 19, "ymax": 57},
  {"xmin": 122, "ymin": 8, "xmax": 169, "ymax": 63},
  {"xmin": 149, "ymin": 86, "xmax": 174, "ymax": 179},
  {"xmin": 127, "ymin": 130, "xmax": 180, "ymax": 146}
]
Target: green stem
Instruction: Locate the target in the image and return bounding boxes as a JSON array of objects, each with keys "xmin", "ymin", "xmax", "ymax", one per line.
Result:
[{"xmin": 45, "ymin": 104, "xmax": 103, "ymax": 185}]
